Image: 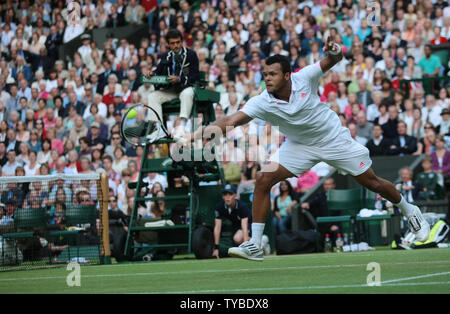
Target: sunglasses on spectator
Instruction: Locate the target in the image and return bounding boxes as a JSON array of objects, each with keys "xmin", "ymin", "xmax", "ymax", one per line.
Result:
[{"xmin": 109, "ymin": 199, "xmax": 117, "ymax": 202}]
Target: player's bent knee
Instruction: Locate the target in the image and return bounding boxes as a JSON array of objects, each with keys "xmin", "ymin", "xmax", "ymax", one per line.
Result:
[{"xmin": 255, "ymin": 172, "xmax": 277, "ymax": 191}]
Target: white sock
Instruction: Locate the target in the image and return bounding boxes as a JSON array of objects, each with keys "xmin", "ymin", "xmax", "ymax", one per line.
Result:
[
  {"xmin": 394, "ymin": 195, "xmax": 415, "ymax": 217},
  {"xmin": 179, "ymin": 118, "xmax": 186, "ymax": 128},
  {"xmin": 250, "ymin": 223, "xmax": 265, "ymax": 248}
]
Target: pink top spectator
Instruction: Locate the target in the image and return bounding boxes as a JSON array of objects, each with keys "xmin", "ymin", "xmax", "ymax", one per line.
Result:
[{"xmin": 296, "ymin": 170, "xmax": 320, "ymax": 193}]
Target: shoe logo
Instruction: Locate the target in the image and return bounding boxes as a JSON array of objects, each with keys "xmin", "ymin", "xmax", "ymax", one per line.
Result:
[
  {"xmin": 359, "ymin": 162, "xmax": 365, "ymax": 168},
  {"xmin": 409, "ymin": 216, "xmax": 421, "ymax": 232},
  {"xmin": 301, "ymin": 93, "xmax": 307, "ymax": 98}
]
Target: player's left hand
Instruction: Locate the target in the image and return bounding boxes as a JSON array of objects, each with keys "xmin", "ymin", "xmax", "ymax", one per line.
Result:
[
  {"xmin": 168, "ymin": 75, "xmax": 180, "ymax": 83},
  {"xmin": 323, "ymin": 35, "xmax": 340, "ymax": 55}
]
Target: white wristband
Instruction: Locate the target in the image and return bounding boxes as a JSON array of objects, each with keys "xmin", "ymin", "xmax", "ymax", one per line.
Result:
[{"xmin": 328, "ymin": 43, "xmax": 342, "ymax": 55}]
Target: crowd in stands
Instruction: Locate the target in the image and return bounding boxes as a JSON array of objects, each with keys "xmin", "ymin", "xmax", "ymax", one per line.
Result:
[{"xmin": 0, "ymin": 0, "xmax": 450, "ymax": 240}]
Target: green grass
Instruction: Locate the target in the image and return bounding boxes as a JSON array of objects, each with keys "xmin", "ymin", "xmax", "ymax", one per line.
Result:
[{"xmin": 1, "ymin": 248, "xmax": 449, "ymax": 294}]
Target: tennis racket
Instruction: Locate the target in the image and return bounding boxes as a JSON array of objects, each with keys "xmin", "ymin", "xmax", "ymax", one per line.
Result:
[{"xmin": 120, "ymin": 104, "xmax": 186, "ymax": 146}]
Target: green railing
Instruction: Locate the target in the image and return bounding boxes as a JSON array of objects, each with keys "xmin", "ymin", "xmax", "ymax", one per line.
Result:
[{"xmin": 400, "ymin": 76, "xmax": 450, "ymax": 97}]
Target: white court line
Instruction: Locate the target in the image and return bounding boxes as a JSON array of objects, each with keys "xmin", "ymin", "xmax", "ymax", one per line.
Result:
[
  {"xmin": 141, "ymin": 281, "xmax": 450, "ymax": 294},
  {"xmin": 0, "ymin": 260, "xmax": 449, "ymax": 283},
  {"xmin": 381, "ymin": 271, "xmax": 450, "ymax": 284},
  {"xmin": 70, "ymin": 248, "xmax": 450, "ymax": 269}
]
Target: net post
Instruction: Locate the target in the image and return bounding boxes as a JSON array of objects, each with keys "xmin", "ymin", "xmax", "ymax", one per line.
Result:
[{"xmin": 98, "ymin": 173, "xmax": 111, "ymax": 264}]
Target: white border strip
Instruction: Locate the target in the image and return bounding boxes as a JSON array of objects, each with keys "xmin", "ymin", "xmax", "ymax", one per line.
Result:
[{"xmin": 0, "ymin": 173, "xmax": 100, "ymax": 183}]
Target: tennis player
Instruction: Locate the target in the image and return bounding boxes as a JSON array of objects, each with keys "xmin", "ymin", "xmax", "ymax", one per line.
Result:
[{"xmin": 194, "ymin": 36, "xmax": 430, "ymax": 261}]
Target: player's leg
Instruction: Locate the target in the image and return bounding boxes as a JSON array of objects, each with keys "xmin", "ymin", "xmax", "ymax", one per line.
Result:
[
  {"xmin": 352, "ymin": 168, "xmax": 430, "ymax": 242},
  {"xmin": 323, "ymin": 128, "xmax": 430, "ymax": 242},
  {"xmin": 228, "ymin": 162, "xmax": 294, "ymax": 261}
]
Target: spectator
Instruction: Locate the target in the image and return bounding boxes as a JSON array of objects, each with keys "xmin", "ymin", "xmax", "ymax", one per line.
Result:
[
  {"xmin": 430, "ymin": 135, "xmax": 450, "ymax": 179},
  {"xmin": 87, "ymin": 122, "xmax": 106, "ymax": 152},
  {"xmin": 37, "ymin": 138, "xmax": 52, "ymax": 165},
  {"xmin": 300, "ymin": 178, "xmax": 340, "ymax": 237},
  {"xmin": 436, "ymin": 88, "xmax": 450, "ymax": 109},
  {"xmin": 399, "ymin": 99, "xmax": 415, "ymax": 136},
  {"xmin": 2, "ymin": 150, "xmax": 21, "ymax": 176},
  {"xmin": 16, "ymin": 120, "xmax": 30, "ymax": 143},
  {"xmin": 411, "ymin": 107, "xmax": 425, "ymax": 140},
  {"xmin": 296, "ymin": 170, "xmax": 320, "ymax": 195},
  {"xmin": 273, "ymin": 180, "xmax": 298, "ymax": 235},
  {"xmin": 102, "ymin": 154, "xmax": 121, "ymax": 187},
  {"xmin": 5, "ymin": 128, "xmax": 21, "ymax": 155},
  {"xmin": 418, "ymin": 44, "xmax": 442, "ymax": 79},
  {"xmin": 90, "ymin": 149, "xmax": 103, "ymax": 171},
  {"xmin": 125, "ymin": 0, "xmax": 145, "ymax": 25},
  {"xmin": 46, "ymin": 128, "xmax": 64, "ymax": 155},
  {"xmin": 0, "ymin": 142, "xmax": 7, "ymax": 167},
  {"xmin": 322, "ymin": 72, "xmax": 340, "ymax": 100},
  {"xmin": 366, "ymin": 124, "xmax": 391, "ymax": 157},
  {"xmin": 422, "ymin": 94, "xmax": 443, "ymax": 130},
  {"xmin": 381, "ymin": 105, "xmax": 400, "ymax": 141},
  {"xmin": 108, "ymin": 194, "xmax": 128, "ymax": 262},
  {"xmin": 416, "ymin": 156, "xmax": 440, "ymax": 200},
  {"xmin": 387, "ymin": 121, "xmax": 418, "ymax": 156},
  {"xmin": 348, "ymin": 122, "xmax": 368, "ymax": 146},
  {"xmin": 356, "ymin": 79, "xmax": 372, "ymax": 109},
  {"xmin": 415, "ymin": 124, "xmax": 437, "ymax": 156},
  {"xmin": 143, "ymin": 171, "xmax": 168, "ymax": 191},
  {"xmin": 356, "ymin": 111, "xmax": 374, "ymax": 142},
  {"xmin": 222, "ymin": 159, "xmax": 242, "ymax": 186},
  {"xmin": 396, "ymin": 167, "xmax": 422, "ymax": 203},
  {"xmin": 440, "ymin": 109, "xmax": 450, "ymax": 136},
  {"xmin": 65, "ymin": 150, "xmax": 82, "ymax": 175}
]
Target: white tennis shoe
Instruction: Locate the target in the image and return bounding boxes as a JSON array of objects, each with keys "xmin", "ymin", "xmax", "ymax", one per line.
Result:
[
  {"xmin": 228, "ymin": 241, "xmax": 264, "ymax": 261},
  {"xmin": 408, "ymin": 206, "xmax": 430, "ymax": 243},
  {"xmin": 261, "ymin": 235, "xmax": 271, "ymax": 256}
]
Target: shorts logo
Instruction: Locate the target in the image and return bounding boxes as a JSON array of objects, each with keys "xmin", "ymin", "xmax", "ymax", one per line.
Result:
[
  {"xmin": 360, "ymin": 162, "xmax": 365, "ymax": 168},
  {"xmin": 301, "ymin": 93, "xmax": 307, "ymax": 99}
]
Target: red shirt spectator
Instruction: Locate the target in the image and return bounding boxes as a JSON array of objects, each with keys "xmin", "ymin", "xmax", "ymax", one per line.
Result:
[
  {"xmin": 141, "ymin": 0, "xmax": 157, "ymax": 12},
  {"xmin": 102, "ymin": 92, "xmax": 115, "ymax": 106},
  {"xmin": 430, "ymin": 37, "xmax": 448, "ymax": 45},
  {"xmin": 322, "ymin": 72, "xmax": 341, "ymax": 99},
  {"xmin": 43, "ymin": 115, "xmax": 56, "ymax": 131}
]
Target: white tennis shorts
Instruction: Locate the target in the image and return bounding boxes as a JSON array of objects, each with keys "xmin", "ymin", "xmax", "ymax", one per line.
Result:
[{"xmin": 269, "ymin": 127, "xmax": 372, "ymax": 177}]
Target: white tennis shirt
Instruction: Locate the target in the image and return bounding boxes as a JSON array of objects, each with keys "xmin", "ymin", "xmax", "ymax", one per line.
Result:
[{"xmin": 240, "ymin": 63, "xmax": 343, "ymax": 147}]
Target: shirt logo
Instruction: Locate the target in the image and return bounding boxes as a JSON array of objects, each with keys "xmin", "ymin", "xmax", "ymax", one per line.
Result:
[{"xmin": 360, "ymin": 162, "xmax": 365, "ymax": 168}]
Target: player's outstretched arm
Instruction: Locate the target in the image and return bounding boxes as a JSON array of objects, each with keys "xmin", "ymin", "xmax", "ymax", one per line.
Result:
[
  {"xmin": 320, "ymin": 35, "xmax": 343, "ymax": 73},
  {"xmin": 191, "ymin": 111, "xmax": 253, "ymax": 142}
]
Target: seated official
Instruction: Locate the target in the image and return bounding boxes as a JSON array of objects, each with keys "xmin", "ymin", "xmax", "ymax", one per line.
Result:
[
  {"xmin": 145, "ymin": 29, "xmax": 199, "ymax": 137},
  {"xmin": 213, "ymin": 184, "xmax": 251, "ymax": 258}
]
